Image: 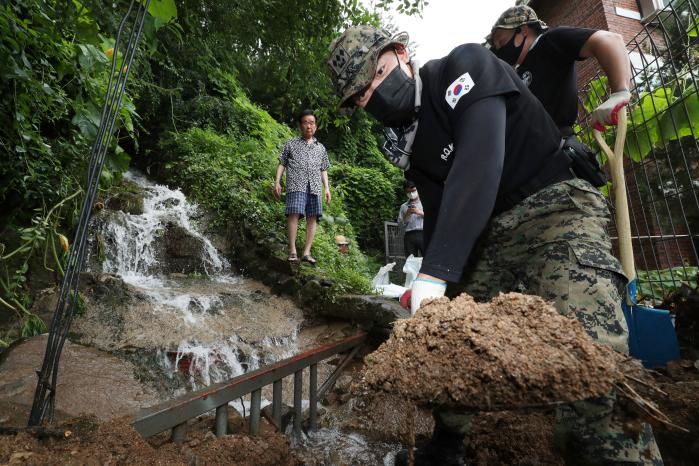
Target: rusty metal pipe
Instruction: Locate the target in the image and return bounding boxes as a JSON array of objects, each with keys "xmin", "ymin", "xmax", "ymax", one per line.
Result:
[
  {"xmin": 215, "ymin": 404, "xmax": 227, "ymax": 437},
  {"xmin": 272, "ymin": 379, "xmax": 282, "ymax": 429},
  {"xmin": 250, "ymin": 389, "xmax": 261, "ymax": 436},
  {"xmin": 317, "ymin": 344, "xmax": 362, "ymax": 401},
  {"xmin": 309, "ymin": 364, "xmax": 318, "ymax": 432},
  {"xmin": 293, "ymin": 370, "xmax": 302, "ymax": 438}
]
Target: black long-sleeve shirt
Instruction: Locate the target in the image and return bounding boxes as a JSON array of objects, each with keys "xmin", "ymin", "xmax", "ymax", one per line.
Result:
[{"xmin": 407, "ymin": 44, "xmax": 562, "ymax": 282}]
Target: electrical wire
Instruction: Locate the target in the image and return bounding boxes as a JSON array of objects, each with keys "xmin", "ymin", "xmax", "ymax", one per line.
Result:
[{"xmin": 28, "ymin": 0, "xmax": 151, "ymax": 426}]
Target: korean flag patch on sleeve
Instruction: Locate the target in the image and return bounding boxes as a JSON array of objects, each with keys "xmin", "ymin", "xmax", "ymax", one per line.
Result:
[{"xmin": 445, "ymin": 72, "xmax": 475, "ymax": 109}]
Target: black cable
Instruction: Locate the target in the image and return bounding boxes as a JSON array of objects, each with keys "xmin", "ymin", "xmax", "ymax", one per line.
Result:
[{"xmin": 28, "ymin": 0, "xmax": 151, "ymax": 426}]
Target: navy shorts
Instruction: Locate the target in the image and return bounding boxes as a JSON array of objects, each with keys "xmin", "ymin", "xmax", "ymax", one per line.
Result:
[{"xmin": 285, "ymin": 189, "xmax": 322, "ymax": 219}]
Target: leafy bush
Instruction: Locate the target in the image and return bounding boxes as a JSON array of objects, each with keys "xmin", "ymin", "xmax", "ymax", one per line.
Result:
[
  {"xmin": 329, "ymin": 163, "xmax": 402, "ymax": 252},
  {"xmin": 0, "ymin": 0, "xmax": 138, "ymax": 344}
]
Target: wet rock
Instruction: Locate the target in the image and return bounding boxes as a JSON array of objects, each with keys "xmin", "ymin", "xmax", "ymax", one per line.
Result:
[
  {"xmin": 29, "ymin": 287, "xmax": 59, "ymax": 329},
  {"xmin": 321, "ymin": 392, "xmax": 338, "ymax": 406},
  {"xmin": 227, "ymin": 409, "xmax": 245, "ymax": 433},
  {"xmin": 266, "ymin": 253, "xmax": 294, "ymax": 275},
  {"xmin": 106, "ymin": 191, "xmax": 144, "ymax": 215},
  {"xmin": 325, "ymin": 295, "xmax": 408, "ymax": 328},
  {"xmin": 333, "ymin": 374, "xmax": 354, "ymax": 395},
  {"xmin": 261, "ymin": 403, "xmax": 294, "ymax": 432},
  {"xmin": 163, "ymin": 223, "xmax": 208, "ymax": 274},
  {"xmin": 272, "ymin": 276, "xmax": 301, "ymax": 296},
  {"xmin": 300, "ymin": 280, "xmax": 325, "ymax": 306}
]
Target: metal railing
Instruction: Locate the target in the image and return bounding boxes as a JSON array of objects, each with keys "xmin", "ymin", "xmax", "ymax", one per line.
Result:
[
  {"xmin": 133, "ymin": 331, "xmax": 367, "ymax": 442},
  {"xmin": 577, "ymin": 0, "xmax": 699, "ymax": 302}
]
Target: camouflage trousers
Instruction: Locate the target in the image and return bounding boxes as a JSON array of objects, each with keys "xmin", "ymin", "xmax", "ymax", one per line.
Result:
[{"xmin": 440, "ymin": 179, "xmax": 663, "ymax": 464}]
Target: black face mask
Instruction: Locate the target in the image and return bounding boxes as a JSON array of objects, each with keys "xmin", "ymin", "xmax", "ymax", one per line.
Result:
[
  {"xmin": 365, "ymin": 57, "xmax": 416, "ymax": 127},
  {"xmin": 493, "ymin": 29, "xmax": 524, "ymax": 66}
]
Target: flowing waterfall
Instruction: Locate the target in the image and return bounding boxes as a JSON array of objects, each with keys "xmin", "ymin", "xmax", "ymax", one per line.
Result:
[{"xmin": 88, "ymin": 170, "xmax": 299, "ymax": 390}]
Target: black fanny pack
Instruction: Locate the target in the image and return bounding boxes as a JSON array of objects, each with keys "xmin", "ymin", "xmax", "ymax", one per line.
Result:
[{"xmin": 561, "ymin": 134, "xmax": 607, "ymax": 188}]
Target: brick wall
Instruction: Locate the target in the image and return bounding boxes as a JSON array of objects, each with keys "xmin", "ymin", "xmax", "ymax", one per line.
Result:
[{"xmin": 529, "ymin": 0, "xmax": 644, "ymax": 86}]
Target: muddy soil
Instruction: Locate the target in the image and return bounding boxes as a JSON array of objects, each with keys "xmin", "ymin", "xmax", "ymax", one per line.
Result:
[
  {"xmin": 0, "ymin": 336, "xmax": 159, "ymax": 425},
  {"xmin": 365, "ymin": 293, "xmax": 629, "ymax": 409},
  {"xmin": 346, "ymin": 358, "xmax": 699, "ymax": 466},
  {"xmin": 0, "ymin": 415, "xmax": 300, "ymax": 466}
]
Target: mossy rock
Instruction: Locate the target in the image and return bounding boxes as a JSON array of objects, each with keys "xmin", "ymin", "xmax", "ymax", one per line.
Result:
[{"xmin": 106, "ymin": 191, "xmax": 144, "ymax": 215}]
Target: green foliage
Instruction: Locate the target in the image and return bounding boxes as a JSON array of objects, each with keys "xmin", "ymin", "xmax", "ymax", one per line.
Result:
[
  {"xmin": 329, "ymin": 163, "xmax": 400, "ymax": 251},
  {"xmin": 20, "ymin": 314, "xmax": 47, "ymax": 338},
  {"xmin": 0, "ymin": 1, "xmax": 139, "ymax": 220},
  {"xmin": 0, "ymin": 0, "xmax": 141, "ymax": 344},
  {"xmin": 687, "ymin": 14, "xmax": 699, "ymax": 38},
  {"xmin": 376, "ymin": 0, "xmax": 427, "ymax": 16},
  {"xmin": 637, "ymin": 266, "xmax": 698, "ymax": 302}
]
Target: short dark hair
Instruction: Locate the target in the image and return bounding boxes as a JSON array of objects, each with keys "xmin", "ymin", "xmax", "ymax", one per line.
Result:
[
  {"xmin": 298, "ymin": 109, "xmax": 316, "ymax": 124},
  {"xmin": 403, "ymin": 179, "xmax": 416, "ymax": 190}
]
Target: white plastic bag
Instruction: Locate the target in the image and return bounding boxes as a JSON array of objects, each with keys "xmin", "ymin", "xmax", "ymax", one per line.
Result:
[
  {"xmin": 371, "ymin": 262, "xmax": 408, "ymax": 298},
  {"xmin": 376, "ymin": 283, "xmax": 408, "ymax": 299},
  {"xmin": 403, "ymin": 255, "xmax": 423, "ymax": 288},
  {"xmin": 372, "ymin": 262, "xmax": 396, "ymax": 290}
]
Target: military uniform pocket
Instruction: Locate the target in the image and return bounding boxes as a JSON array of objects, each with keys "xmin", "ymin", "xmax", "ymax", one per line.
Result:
[
  {"xmin": 567, "ymin": 240, "xmax": 627, "ymax": 283},
  {"xmin": 564, "ymin": 179, "xmax": 611, "ymax": 219}
]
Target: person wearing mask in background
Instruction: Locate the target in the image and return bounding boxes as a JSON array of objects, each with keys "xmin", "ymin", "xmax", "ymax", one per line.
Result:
[
  {"xmin": 274, "ymin": 109, "xmax": 331, "ymax": 265},
  {"xmin": 397, "ymin": 179, "xmax": 424, "ymax": 257},
  {"xmin": 489, "ymin": 5, "xmax": 632, "ymax": 190},
  {"xmin": 326, "ymin": 25, "xmax": 661, "ymax": 466}
]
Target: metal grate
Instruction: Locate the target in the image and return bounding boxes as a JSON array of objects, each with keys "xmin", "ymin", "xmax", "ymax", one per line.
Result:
[
  {"xmin": 384, "ymin": 221, "xmax": 406, "ymax": 262},
  {"xmin": 384, "ymin": 221, "xmax": 407, "ymax": 284},
  {"xmin": 577, "ymin": 0, "xmax": 699, "ymax": 303}
]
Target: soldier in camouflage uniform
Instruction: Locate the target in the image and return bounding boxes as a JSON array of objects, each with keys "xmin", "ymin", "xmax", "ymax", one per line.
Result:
[
  {"xmin": 327, "ymin": 25, "xmax": 662, "ymax": 465},
  {"xmin": 450, "ymin": 178, "xmax": 663, "ymax": 465}
]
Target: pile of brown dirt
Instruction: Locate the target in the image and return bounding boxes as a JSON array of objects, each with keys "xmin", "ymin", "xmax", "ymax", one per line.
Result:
[
  {"xmin": 364, "ymin": 292, "xmax": 628, "ymax": 409},
  {"xmin": 0, "ymin": 415, "xmax": 300, "ymax": 465},
  {"xmin": 465, "ymin": 409, "xmax": 563, "ymax": 466}
]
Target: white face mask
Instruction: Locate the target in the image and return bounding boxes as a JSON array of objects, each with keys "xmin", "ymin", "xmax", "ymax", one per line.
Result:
[{"xmin": 408, "ymin": 191, "xmax": 418, "ymax": 200}]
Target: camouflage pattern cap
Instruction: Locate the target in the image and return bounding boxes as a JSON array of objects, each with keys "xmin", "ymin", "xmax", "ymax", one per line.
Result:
[
  {"xmin": 491, "ymin": 5, "xmax": 548, "ymax": 32},
  {"xmin": 327, "ymin": 25, "xmax": 409, "ymax": 107}
]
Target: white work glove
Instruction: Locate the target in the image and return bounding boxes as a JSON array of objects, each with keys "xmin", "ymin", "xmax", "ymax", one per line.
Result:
[
  {"xmin": 410, "ymin": 277, "xmax": 447, "ymax": 315},
  {"xmin": 591, "ymin": 90, "xmax": 631, "ymax": 132}
]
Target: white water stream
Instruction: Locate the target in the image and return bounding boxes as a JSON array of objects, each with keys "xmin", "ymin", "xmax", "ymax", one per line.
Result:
[
  {"xmin": 100, "ymin": 171, "xmax": 226, "ymax": 281},
  {"xmin": 89, "ymin": 171, "xmax": 299, "ymax": 392}
]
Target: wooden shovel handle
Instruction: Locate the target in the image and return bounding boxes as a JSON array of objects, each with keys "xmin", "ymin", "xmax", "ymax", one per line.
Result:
[{"xmin": 593, "ymin": 110, "xmax": 634, "ymax": 281}]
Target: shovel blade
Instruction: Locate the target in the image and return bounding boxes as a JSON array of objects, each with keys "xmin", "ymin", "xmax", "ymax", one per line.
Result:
[{"xmin": 623, "ymin": 300, "xmax": 680, "ymax": 368}]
